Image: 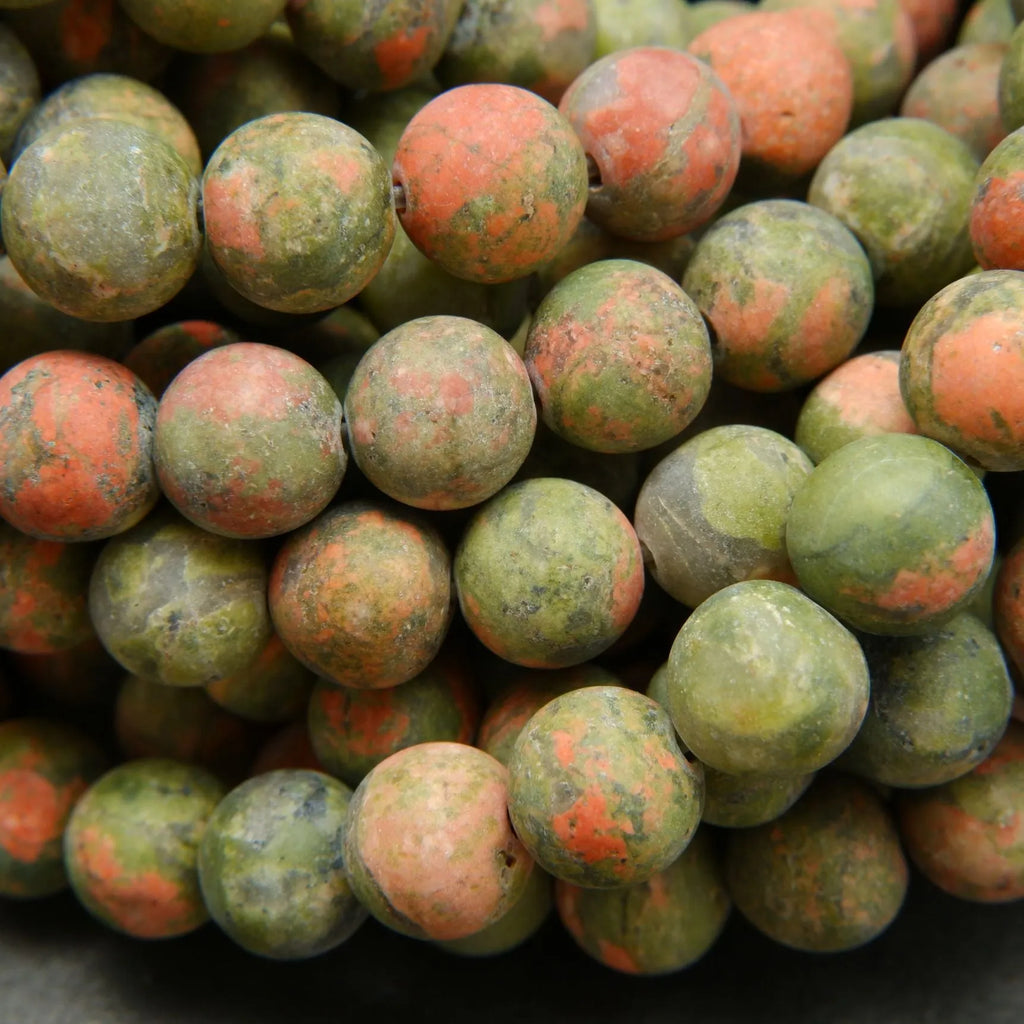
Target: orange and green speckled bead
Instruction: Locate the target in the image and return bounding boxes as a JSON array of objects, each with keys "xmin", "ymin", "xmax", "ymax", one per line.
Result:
[
  {"xmin": 682, "ymin": 199, "xmax": 874, "ymax": 393},
  {"xmin": 436, "ymin": 860, "xmax": 554, "ymax": 958},
  {"xmin": 0, "ymin": 257, "xmax": 132, "ymax": 376},
  {"xmin": 3, "ymin": 0, "xmax": 173, "ymax": 90},
  {"xmin": 269, "ymin": 501, "xmax": 453, "ymax": 690},
  {"xmin": 0, "ymin": 521, "xmax": 99, "ymax": 654},
  {"xmin": 437, "ymin": 0, "xmax": 597, "ymax": 105},
  {"xmin": 393, "ymin": 83, "xmax": 589, "ymax": 283},
  {"xmin": 524, "ymin": 258, "xmax": 712, "ymax": 454},
  {"xmin": 477, "ymin": 663, "xmax": 619, "ymax": 767},
  {"xmin": 154, "ymin": 342, "xmax": 346, "ymax": 539},
  {"xmin": 0, "ymin": 351, "xmax": 159, "ymax": 542},
  {"xmin": 795, "ymin": 350, "xmax": 917, "ymax": 465},
  {"xmin": 558, "ymin": 46, "xmax": 740, "ymax": 241},
  {"xmin": 164, "ymin": 27, "xmax": 341, "ymax": 163},
  {"xmin": 726, "ymin": 773, "xmax": 909, "ymax": 952},
  {"xmin": 995, "ymin": 534, "xmax": 1024, "ymax": 679},
  {"xmin": 343, "ymin": 741, "xmax": 534, "ymax": 940},
  {"xmin": 897, "ymin": 720, "xmax": 1024, "ymax": 902},
  {"xmin": 202, "ymin": 112, "xmax": 395, "ymax": 314},
  {"xmin": 115, "ymin": 675, "xmax": 260, "ymax": 785},
  {"xmin": 554, "ymin": 827, "xmax": 730, "ymax": 974},
  {"xmin": 198, "ymin": 769, "xmax": 367, "ymax": 960},
  {"xmin": 307, "ymin": 650, "xmax": 480, "ymax": 787},
  {"xmin": 507, "ymin": 685, "xmax": 704, "ymax": 889},
  {"xmin": 970, "ymin": 131, "xmax": 1024, "ymax": 271},
  {"xmin": 344, "ymin": 315, "xmax": 536, "ymax": 511},
  {"xmin": 0, "ymin": 718, "xmax": 107, "ymax": 899},
  {"xmin": 63, "ymin": 758, "xmax": 226, "ymax": 939},
  {"xmin": 122, "ymin": 321, "xmax": 239, "ymax": 400},
  {"xmin": 958, "ymin": 0, "xmax": 1015, "ymax": 48},
  {"xmin": 454, "ymin": 477, "xmax": 644, "ymax": 668},
  {"xmin": 356, "ymin": 223, "xmax": 531, "ymax": 339},
  {"xmin": 205, "ymin": 632, "xmax": 315, "ymax": 725},
  {"xmin": 287, "ymin": 0, "xmax": 462, "ymax": 93},
  {"xmin": 900, "ymin": 42, "xmax": 1007, "ymax": 163}
]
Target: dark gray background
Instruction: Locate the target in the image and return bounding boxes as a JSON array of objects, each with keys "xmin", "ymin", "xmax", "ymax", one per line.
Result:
[{"xmin": 1, "ymin": 869, "xmax": 1022, "ymax": 1024}]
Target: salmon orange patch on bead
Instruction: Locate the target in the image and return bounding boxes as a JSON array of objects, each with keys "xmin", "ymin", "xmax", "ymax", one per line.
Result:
[
  {"xmin": 392, "ymin": 83, "xmax": 589, "ymax": 283},
  {"xmin": 687, "ymin": 9, "xmax": 855, "ymax": 187},
  {"xmin": 899, "ymin": 0, "xmax": 960, "ymax": 64},
  {"xmin": 970, "ymin": 127, "xmax": 1024, "ymax": 270},
  {"xmin": 0, "ymin": 351, "xmax": 159, "ymax": 542},
  {"xmin": 794, "ymin": 350, "xmax": 917, "ymax": 465},
  {"xmin": 554, "ymin": 828, "xmax": 730, "ymax": 975},
  {"xmin": 898, "ymin": 270, "xmax": 1024, "ymax": 472},
  {"xmin": 558, "ymin": 45, "xmax": 741, "ymax": 241},
  {"xmin": 343, "ymin": 741, "xmax": 535, "ymax": 940},
  {"xmin": 759, "ymin": 0, "xmax": 917, "ymax": 126}
]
